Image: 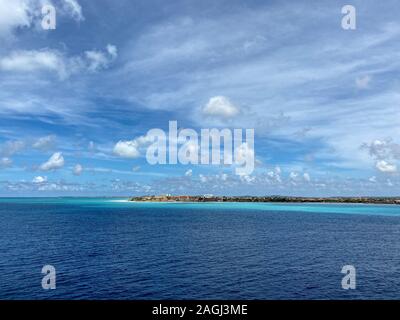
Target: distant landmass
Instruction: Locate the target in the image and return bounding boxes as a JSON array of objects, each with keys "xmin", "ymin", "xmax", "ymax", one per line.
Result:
[{"xmin": 129, "ymin": 195, "xmax": 400, "ymax": 204}]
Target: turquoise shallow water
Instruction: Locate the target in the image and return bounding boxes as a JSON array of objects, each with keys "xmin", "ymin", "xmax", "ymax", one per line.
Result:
[
  {"xmin": 2, "ymin": 197, "xmax": 400, "ymax": 216},
  {"xmin": 6, "ymin": 197, "xmax": 400, "ymax": 218},
  {"xmin": 1, "ymin": 197, "xmax": 400, "ymax": 299},
  {"xmin": 121, "ymin": 201, "xmax": 400, "ymax": 216}
]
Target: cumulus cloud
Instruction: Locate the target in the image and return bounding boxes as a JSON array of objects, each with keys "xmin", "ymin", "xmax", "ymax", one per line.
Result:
[
  {"xmin": 32, "ymin": 176, "xmax": 47, "ymax": 183},
  {"xmin": 267, "ymin": 166, "xmax": 282, "ymax": 183},
  {"xmin": 303, "ymin": 172, "xmax": 311, "ymax": 182},
  {"xmin": 376, "ymin": 160, "xmax": 397, "ymax": 173},
  {"xmin": 106, "ymin": 44, "xmax": 118, "ymax": 59},
  {"xmin": 289, "ymin": 171, "xmax": 300, "ymax": 185},
  {"xmin": 85, "ymin": 44, "xmax": 118, "ymax": 72},
  {"xmin": 202, "ymin": 96, "xmax": 240, "ymax": 119},
  {"xmin": 185, "ymin": 169, "xmax": 192, "ymax": 177},
  {"xmin": 361, "ymin": 139, "xmax": 400, "ymax": 160},
  {"xmin": 113, "ymin": 134, "xmax": 152, "ymax": 159},
  {"xmin": 39, "ymin": 152, "xmax": 64, "ymax": 171},
  {"xmin": 240, "ymin": 174, "xmax": 256, "ymax": 183},
  {"xmin": 32, "ymin": 135, "xmax": 56, "ymax": 151},
  {"xmin": 113, "ymin": 140, "xmax": 140, "ymax": 158},
  {"xmin": 73, "ymin": 163, "xmax": 83, "ymax": 175},
  {"xmin": 289, "ymin": 171, "xmax": 298, "ymax": 180},
  {"xmin": 362, "ymin": 139, "xmax": 400, "ymax": 173}
]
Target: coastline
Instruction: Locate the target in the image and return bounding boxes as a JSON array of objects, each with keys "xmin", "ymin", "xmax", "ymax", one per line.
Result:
[{"xmin": 129, "ymin": 195, "xmax": 400, "ymax": 205}]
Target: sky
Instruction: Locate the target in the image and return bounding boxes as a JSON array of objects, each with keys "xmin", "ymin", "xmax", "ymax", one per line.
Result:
[{"xmin": 1, "ymin": 0, "xmax": 400, "ymax": 197}]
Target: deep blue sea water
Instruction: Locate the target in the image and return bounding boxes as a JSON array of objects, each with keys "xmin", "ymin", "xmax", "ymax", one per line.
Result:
[{"xmin": 1, "ymin": 198, "xmax": 400, "ymax": 300}]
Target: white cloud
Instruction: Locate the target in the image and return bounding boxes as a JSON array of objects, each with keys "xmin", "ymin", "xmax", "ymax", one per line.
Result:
[
  {"xmin": 267, "ymin": 166, "xmax": 282, "ymax": 183},
  {"xmin": 85, "ymin": 51, "xmax": 110, "ymax": 72},
  {"xmin": 185, "ymin": 169, "xmax": 192, "ymax": 177},
  {"xmin": 289, "ymin": 171, "xmax": 299, "ymax": 184},
  {"xmin": 62, "ymin": 0, "xmax": 84, "ymax": 21},
  {"xmin": 113, "ymin": 140, "xmax": 140, "ymax": 158},
  {"xmin": 107, "ymin": 44, "xmax": 118, "ymax": 59},
  {"xmin": 113, "ymin": 134, "xmax": 152, "ymax": 159},
  {"xmin": 0, "ymin": 45, "xmax": 117, "ymax": 79},
  {"xmin": 362, "ymin": 139, "xmax": 388, "ymax": 158},
  {"xmin": 0, "ymin": 140, "xmax": 25, "ymax": 156},
  {"xmin": 289, "ymin": 171, "xmax": 298, "ymax": 179},
  {"xmin": 0, "ymin": 157, "xmax": 12, "ymax": 168},
  {"xmin": 0, "ymin": 136, "xmax": 55, "ymax": 158},
  {"xmin": 369, "ymin": 176, "xmax": 377, "ymax": 183},
  {"xmin": 32, "ymin": 135, "xmax": 56, "ymax": 150},
  {"xmin": 202, "ymin": 96, "xmax": 240, "ymax": 119},
  {"xmin": 32, "ymin": 176, "xmax": 47, "ymax": 184},
  {"xmin": 0, "ymin": 0, "xmax": 84, "ymax": 39},
  {"xmin": 0, "ymin": 0, "xmax": 32, "ymax": 38},
  {"xmin": 0, "ymin": 49, "xmax": 67, "ymax": 78},
  {"xmin": 303, "ymin": 172, "xmax": 311, "ymax": 182},
  {"xmin": 362, "ymin": 139, "xmax": 400, "ymax": 174},
  {"xmin": 73, "ymin": 163, "xmax": 83, "ymax": 176},
  {"xmin": 39, "ymin": 152, "xmax": 64, "ymax": 171},
  {"xmin": 376, "ymin": 160, "xmax": 397, "ymax": 173},
  {"xmin": 355, "ymin": 75, "xmax": 371, "ymax": 89},
  {"xmin": 240, "ymin": 174, "xmax": 255, "ymax": 183},
  {"xmin": 85, "ymin": 45, "xmax": 117, "ymax": 72},
  {"xmin": 362, "ymin": 139, "xmax": 400, "ymax": 161}
]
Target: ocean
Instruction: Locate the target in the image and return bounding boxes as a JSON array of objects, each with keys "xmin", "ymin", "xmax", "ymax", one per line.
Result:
[{"xmin": 1, "ymin": 198, "xmax": 400, "ymax": 300}]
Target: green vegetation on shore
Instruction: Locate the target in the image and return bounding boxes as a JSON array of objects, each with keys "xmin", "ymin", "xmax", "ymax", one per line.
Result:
[{"xmin": 129, "ymin": 195, "xmax": 400, "ymax": 204}]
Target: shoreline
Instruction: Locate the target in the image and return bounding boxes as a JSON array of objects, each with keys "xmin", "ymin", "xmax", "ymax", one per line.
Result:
[
  {"xmin": 127, "ymin": 201, "xmax": 400, "ymax": 207},
  {"xmin": 129, "ymin": 195, "xmax": 400, "ymax": 205}
]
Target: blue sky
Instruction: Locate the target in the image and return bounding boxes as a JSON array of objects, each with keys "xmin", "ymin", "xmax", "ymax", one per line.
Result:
[{"xmin": 1, "ymin": 0, "xmax": 400, "ymax": 196}]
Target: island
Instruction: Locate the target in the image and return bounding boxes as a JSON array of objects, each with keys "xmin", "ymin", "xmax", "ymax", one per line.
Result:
[{"xmin": 129, "ymin": 195, "xmax": 400, "ymax": 204}]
